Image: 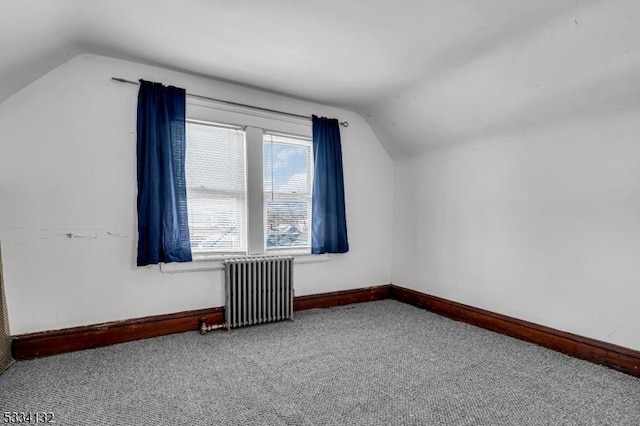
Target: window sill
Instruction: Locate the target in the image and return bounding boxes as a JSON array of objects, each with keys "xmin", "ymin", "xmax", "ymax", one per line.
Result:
[{"xmin": 159, "ymin": 252, "xmax": 331, "ymax": 273}]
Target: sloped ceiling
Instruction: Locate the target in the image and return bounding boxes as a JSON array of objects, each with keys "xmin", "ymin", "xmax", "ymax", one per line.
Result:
[{"xmin": 2, "ymin": 0, "xmax": 638, "ymax": 156}]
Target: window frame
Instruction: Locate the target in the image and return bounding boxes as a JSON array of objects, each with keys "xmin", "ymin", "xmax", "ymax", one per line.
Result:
[{"xmin": 184, "ymin": 98, "xmax": 314, "ymax": 260}]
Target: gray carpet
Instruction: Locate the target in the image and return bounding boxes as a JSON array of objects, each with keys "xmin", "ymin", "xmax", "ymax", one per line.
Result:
[{"xmin": 1, "ymin": 300, "xmax": 639, "ymax": 425}]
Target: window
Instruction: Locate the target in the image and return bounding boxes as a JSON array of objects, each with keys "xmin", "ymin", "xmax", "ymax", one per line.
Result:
[
  {"xmin": 264, "ymin": 133, "xmax": 313, "ymax": 250},
  {"xmin": 185, "ymin": 121, "xmax": 247, "ymax": 255},
  {"xmin": 184, "ymin": 110, "xmax": 313, "ymax": 257}
]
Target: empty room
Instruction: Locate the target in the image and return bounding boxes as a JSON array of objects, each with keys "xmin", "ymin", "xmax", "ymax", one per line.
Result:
[{"xmin": 1, "ymin": 0, "xmax": 639, "ymax": 424}]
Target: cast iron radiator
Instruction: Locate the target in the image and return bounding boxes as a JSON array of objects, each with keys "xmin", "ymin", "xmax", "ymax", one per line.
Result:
[{"xmin": 200, "ymin": 256, "xmax": 294, "ymax": 333}]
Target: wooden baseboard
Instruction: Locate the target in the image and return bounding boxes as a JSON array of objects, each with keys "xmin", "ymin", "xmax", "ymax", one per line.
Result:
[
  {"xmin": 11, "ymin": 307, "xmax": 225, "ymax": 360},
  {"xmin": 14, "ymin": 282, "xmax": 639, "ymax": 379},
  {"xmin": 12, "ymin": 284, "xmax": 392, "ymax": 360},
  {"xmin": 294, "ymin": 284, "xmax": 392, "ymax": 311},
  {"xmin": 391, "ymin": 285, "xmax": 640, "ymax": 378}
]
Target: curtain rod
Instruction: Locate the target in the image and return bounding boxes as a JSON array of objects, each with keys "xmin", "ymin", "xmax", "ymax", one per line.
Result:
[{"xmin": 111, "ymin": 77, "xmax": 349, "ymax": 127}]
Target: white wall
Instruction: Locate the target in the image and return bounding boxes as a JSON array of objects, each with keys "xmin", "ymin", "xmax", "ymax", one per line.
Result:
[
  {"xmin": 392, "ymin": 1, "xmax": 640, "ymax": 351},
  {"xmin": 0, "ymin": 54, "xmax": 393, "ymax": 335}
]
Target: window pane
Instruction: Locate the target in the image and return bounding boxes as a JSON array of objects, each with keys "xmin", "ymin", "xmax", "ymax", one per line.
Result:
[
  {"xmin": 187, "ymin": 123, "xmax": 245, "ymax": 192},
  {"xmin": 188, "ymin": 193, "xmax": 245, "ymax": 253},
  {"xmin": 186, "ymin": 122, "xmax": 247, "ymax": 254},
  {"xmin": 263, "ymin": 137, "xmax": 311, "ymax": 196},
  {"xmin": 266, "ymin": 200, "xmax": 311, "ymax": 248},
  {"xmin": 263, "ymin": 133, "xmax": 312, "ymax": 250}
]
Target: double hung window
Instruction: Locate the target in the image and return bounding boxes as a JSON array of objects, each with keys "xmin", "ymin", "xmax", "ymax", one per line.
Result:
[
  {"xmin": 263, "ymin": 133, "xmax": 313, "ymax": 250},
  {"xmin": 185, "ymin": 121, "xmax": 247, "ymax": 255},
  {"xmin": 184, "ymin": 103, "xmax": 313, "ymax": 257}
]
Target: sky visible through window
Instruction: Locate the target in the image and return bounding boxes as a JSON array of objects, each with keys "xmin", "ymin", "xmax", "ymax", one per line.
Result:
[{"xmin": 263, "ymin": 141, "xmax": 310, "ymax": 195}]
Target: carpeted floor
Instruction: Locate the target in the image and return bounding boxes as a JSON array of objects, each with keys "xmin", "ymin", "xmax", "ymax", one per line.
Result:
[{"xmin": 1, "ymin": 300, "xmax": 639, "ymax": 425}]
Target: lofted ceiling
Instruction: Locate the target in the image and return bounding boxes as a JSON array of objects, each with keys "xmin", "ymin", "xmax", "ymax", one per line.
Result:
[{"xmin": 1, "ymin": 0, "xmax": 638, "ymax": 156}]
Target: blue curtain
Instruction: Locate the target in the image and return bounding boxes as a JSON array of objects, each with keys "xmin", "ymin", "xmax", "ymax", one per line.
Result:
[
  {"xmin": 311, "ymin": 115, "xmax": 349, "ymax": 254},
  {"xmin": 136, "ymin": 80, "xmax": 192, "ymax": 266}
]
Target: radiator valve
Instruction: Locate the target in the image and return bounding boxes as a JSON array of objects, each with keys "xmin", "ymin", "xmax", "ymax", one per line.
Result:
[{"xmin": 199, "ymin": 317, "xmax": 227, "ymax": 335}]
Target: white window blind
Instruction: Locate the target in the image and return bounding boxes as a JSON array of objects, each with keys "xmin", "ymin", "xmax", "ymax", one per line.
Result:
[
  {"xmin": 263, "ymin": 132, "xmax": 313, "ymax": 250},
  {"xmin": 185, "ymin": 121, "xmax": 247, "ymax": 254}
]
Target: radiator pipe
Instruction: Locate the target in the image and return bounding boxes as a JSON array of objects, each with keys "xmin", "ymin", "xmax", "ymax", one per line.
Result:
[{"xmin": 199, "ymin": 318, "xmax": 228, "ymax": 335}]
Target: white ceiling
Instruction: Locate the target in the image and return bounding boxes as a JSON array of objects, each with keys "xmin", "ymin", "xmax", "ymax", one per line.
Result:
[{"xmin": 2, "ymin": 0, "xmax": 638, "ymax": 156}]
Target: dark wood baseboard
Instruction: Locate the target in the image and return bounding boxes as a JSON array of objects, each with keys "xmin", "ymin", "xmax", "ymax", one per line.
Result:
[
  {"xmin": 294, "ymin": 284, "xmax": 392, "ymax": 311},
  {"xmin": 12, "ymin": 284, "xmax": 392, "ymax": 360},
  {"xmin": 12, "ymin": 283, "xmax": 640, "ymax": 379},
  {"xmin": 392, "ymin": 285, "xmax": 640, "ymax": 378},
  {"xmin": 12, "ymin": 307, "xmax": 224, "ymax": 360}
]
